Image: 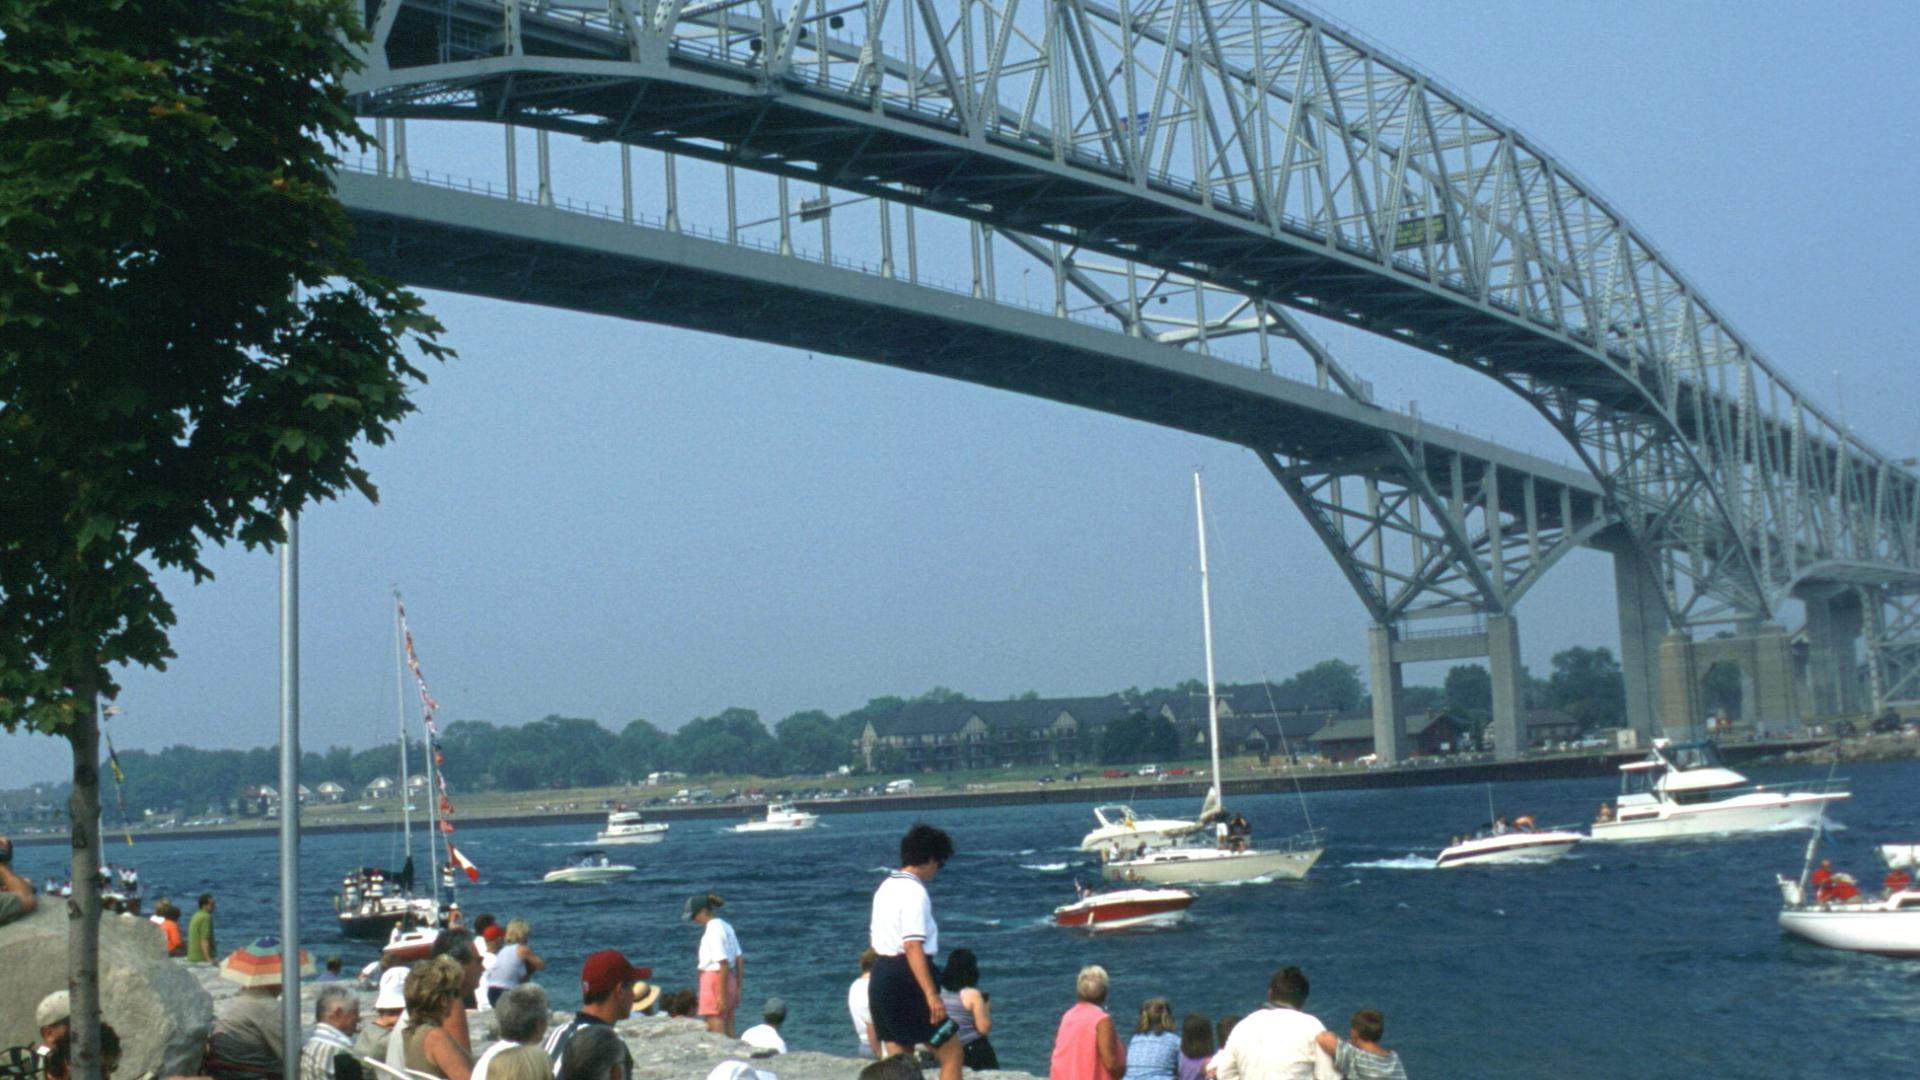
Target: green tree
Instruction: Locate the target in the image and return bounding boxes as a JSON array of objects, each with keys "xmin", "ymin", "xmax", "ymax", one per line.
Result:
[
  {"xmin": 1444, "ymin": 665, "xmax": 1492, "ymax": 713},
  {"xmin": 670, "ymin": 708, "xmax": 775, "ymax": 776},
  {"xmin": 0, "ymin": 4, "xmax": 447, "ymax": 1068},
  {"xmin": 1285, "ymin": 660, "xmax": 1364, "ymax": 711},
  {"xmin": 1099, "ymin": 712, "xmax": 1179, "ymax": 764},
  {"xmin": 614, "ymin": 719, "xmax": 669, "ymax": 781},
  {"xmin": 1547, "ymin": 647, "xmax": 1627, "ymax": 730},
  {"xmin": 775, "ymin": 710, "xmax": 848, "ymax": 775}
]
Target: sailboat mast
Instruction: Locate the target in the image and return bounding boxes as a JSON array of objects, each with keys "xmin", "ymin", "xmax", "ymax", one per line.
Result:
[
  {"xmin": 1194, "ymin": 473, "xmax": 1224, "ymax": 805},
  {"xmin": 393, "ymin": 594, "xmax": 413, "ymax": 868},
  {"xmin": 426, "ymin": 679, "xmax": 441, "ymax": 908}
]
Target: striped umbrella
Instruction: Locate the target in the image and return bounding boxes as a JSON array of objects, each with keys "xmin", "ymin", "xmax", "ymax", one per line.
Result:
[{"xmin": 219, "ymin": 936, "xmax": 315, "ymax": 988}]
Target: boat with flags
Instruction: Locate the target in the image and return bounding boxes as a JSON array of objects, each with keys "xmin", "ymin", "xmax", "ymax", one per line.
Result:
[
  {"xmin": 338, "ymin": 593, "xmax": 479, "ymax": 941},
  {"xmin": 1100, "ymin": 475, "xmax": 1325, "ymax": 886}
]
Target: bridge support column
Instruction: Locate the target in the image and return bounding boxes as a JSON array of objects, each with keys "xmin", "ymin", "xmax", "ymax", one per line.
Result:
[
  {"xmin": 1367, "ymin": 623, "xmax": 1408, "ymax": 764},
  {"xmin": 1658, "ymin": 626, "xmax": 1801, "ymax": 738},
  {"xmin": 1657, "ymin": 632, "xmax": 1702, "ymax": 738},
  {"xmin": 1612, "ymin": 550, "xmax": 1668, "ymax": 741},
  {"xmin": 1487, "ymin": 614, "xmax": 1525, "ymax": 761},
  {"xmin": 1803, "ymin": 593, "xmax": 1864, "ymax": 717}
]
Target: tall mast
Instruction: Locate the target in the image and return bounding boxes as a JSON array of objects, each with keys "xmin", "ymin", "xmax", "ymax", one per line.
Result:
[
  {"xmin": 1195, "ymin": 473, "xmax": 1223, "ymax": 807},
  {"xmin": 426, "ymin": 666, "xmax": 441, "ymax": 908},
  {"xmin": 393, "ymin": 593, "xmax": 413, "ymax": 871}
]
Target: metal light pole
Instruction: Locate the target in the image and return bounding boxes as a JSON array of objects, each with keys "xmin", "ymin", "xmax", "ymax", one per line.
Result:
[{"xmin": 278, "ymin": 509, "xmax": 301, "ymax": 1080}]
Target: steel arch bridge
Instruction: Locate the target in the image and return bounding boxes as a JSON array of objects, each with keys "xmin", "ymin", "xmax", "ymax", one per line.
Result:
[{"xmin": 343, "ymin": 0, "xmax": 1920, "ymax": 728}]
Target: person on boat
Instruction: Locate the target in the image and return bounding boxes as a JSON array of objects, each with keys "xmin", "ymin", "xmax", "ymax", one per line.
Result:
[
  {"xmin": 300, "ymin": 985, "xmax": 364, "ymax": 1080},
  {"xmin": 402, "ymin": 956, "xmax": 475, "ymax": 1080},
  {"xmin": 482, "ymin": 919, "xmax": 546, "ymax": 1007},
  {"xmin": 1885, "ymin": 868, "xmax": 1915, "ymax": 896},
  {"xmin": 740, "ymin": 998, "xmax": 789, "ymax": 1055},
  {"xmin": 1176, "ymin": 1013, "xmax": 1214, "ymax": 1080},
  {"xmin": 1047, "ymin": 964, "xmax": 1125, "ymax": 1080},
  {"xmin": 1312, "ymin": 1009, "xmax": 1407, "ymax": 1080},
  {"xmin": 1229, "ymin": 815, "xmax": 1252, "ymax": 853},
  {"xmin": 539, "ymin": 951, "xmax": 642, "ymax": 1080},
  {"xmin": 1512, "ymin": 815, "xmax": 1536, "ymax": 833},
  {"xmin": 186, "ymin": 893, "xmax": 217, "ymax": 963},
  {"xmin": 1122, "ymin": 998, "xmax": 1180, "ymax": 1080},
  {"xmin": 472, "ymin": 984, "xmax": 551, "ymax": 1080},
  {"xmin": 1595, "ymin": 803, "xmax": 1614, "ymax": 824},
  {"xmin": 869, "ymin": 823, "xmax": 962, "ymax": 1080},
  {"xmin": 1490, "ymin": 816, "xmax": 1510, "ymax": 837},
  {"xmin": 0, "ymin": 836, "xmax": 38, "ymax": 928},
  {"xmin": 937, "ymin": 948, "xmax": 996, "ymax": 1071},
  {"xmin": 354, "ymin": 967, "xmax": 409, "ymax": 1062},
  {"xmin": 849, "ymin": 948, "xmax": 882, "ymax": 1059},
  {"xmin": 1211, "ymin": 966, "xmax": 1336, "ymax": 1080},
  {"xmin": 686, "ymin": 893, "xmax": 744, "ymax": 1037}
]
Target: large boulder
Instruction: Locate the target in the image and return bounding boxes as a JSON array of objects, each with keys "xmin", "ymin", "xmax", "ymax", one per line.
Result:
[{"xmin": 0, "ymin": 905, "xmax": 213, "ymax": 1078}]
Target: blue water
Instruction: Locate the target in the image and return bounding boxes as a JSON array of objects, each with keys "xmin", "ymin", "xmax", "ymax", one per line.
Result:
[{"xmin": 18, "ymin": 759, "xmax": 1919, "ymax": 1078}]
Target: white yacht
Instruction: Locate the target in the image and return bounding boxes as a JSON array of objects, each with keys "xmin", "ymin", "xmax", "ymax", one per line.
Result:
[
  {"xmin": 731, "ymin": 802, "xmax": 819, "ymax": 833},
  {"xmin": 595, "ymin": 809, "xmax": 668, "ymax": 845},
  {"xmin": 1776, "ymin": 841, "xmax": 1920, "ymax": 956},
  {"xmin": 542, "ymin": 850, "xmax": 636, "ymax": 884},
  {"xmin": 1079, "ymin": 803, "xmax": 1205, "ymax": 855},
  {"xmin": 1589, "ymin": 739, "xmax": 1848, "ymax": 842}
]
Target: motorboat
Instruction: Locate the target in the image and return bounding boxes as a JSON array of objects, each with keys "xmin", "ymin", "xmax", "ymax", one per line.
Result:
[
  {"xmin": 542, "ymin": 850, "xmax": 636, "ymax": 884},
  {"xmin": 1776, "ymin": 840, "xmax": 1920, "ymax": 956},
  {"xmin": 1435, "ymin": 821, "xmax": 1583, "ymax": 868},
  {"xmin": 381, "ymin": 925, "xmax": 440, "ymax": 964},
  {"xmin": 1587, "ymin": 738, "xmax": 1848, "ymax": 842},
  {"xmin": 1101, "ymin": 475, "xmax": 1325, "ymax": 887},
  {"xmin": 1078, "ymin": 804, "xmax": 1204, "ymax": 855},
  {"xmin": 1053, "ymin": 884, "xmax": 1194, "ymax": 932},
  {"xmin": 731, "ymin": 802, "xmax": 819, "ymax": 833},
  {"xmin": 596, "ymin": 809, "xmax": 669, "ymax": 845}
]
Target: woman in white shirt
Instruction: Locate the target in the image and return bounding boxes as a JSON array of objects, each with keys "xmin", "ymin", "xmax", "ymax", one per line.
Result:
[
  {"xmin": 868, "ymin": 823, "xmax": 961, "ymax": 1080},
  {"xmin": 686, "ymin": 892, "xmax": 743, "ymax": 1037},
  {"xmin": 480, "ymin": 918, "xmax": 545, "ymax": 1007}
]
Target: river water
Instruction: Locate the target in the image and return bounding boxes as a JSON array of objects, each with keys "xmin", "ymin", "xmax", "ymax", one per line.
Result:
[{"xmin": 21, "ymin": 758, "xmax": 1918, "ymax": 1078}]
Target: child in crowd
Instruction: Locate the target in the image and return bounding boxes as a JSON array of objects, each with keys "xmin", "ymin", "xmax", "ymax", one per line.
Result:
[
  {"xmin": 1176, "ymin": 1012, "xmax": 1213, "ymax": 1080},
  {"xmin": 1313, "ymin": 1009, "xmax": 1407, "ymax": 1080}
]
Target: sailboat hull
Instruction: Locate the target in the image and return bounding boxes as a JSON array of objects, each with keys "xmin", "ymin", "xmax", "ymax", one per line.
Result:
[{"xmin": 1103, "ymin": 845, "xmax": 1322, "ymax": 885}]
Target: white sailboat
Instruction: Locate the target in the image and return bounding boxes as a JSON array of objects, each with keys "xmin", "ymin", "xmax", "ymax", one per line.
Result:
[
  {"xmin": 1776, "ymin": 830, "xmax": 1920, "ymax": 956},
  {"xmin": 1102, "ymin": 474, "xmax": 1324, "ymax": 886}
]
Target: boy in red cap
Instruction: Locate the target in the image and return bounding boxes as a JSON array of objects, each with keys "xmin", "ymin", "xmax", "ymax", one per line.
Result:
[{"xmin": 539, "ymin": 951, "xmax": 644, "ymax": 1080}]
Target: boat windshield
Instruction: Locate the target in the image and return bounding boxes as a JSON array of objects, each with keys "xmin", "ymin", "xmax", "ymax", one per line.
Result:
[
  {"xmin": 1663, "ymin": 741, "xmax": 1727, "ymax": 771},
  {"xmin": 572, "ymin": 850, "xmax": 609, "ymax": 867}
]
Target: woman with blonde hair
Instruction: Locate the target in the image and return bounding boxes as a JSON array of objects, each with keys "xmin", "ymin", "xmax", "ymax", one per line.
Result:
[
  {"xmin": 480, "ymin": 1044, "xmax": 550, "ymax": 1080},
  {"xmin": 405, "ymin": 956, "xmax": 476, "ymax": 1080},
  {"xmin": 1121, "ymin": 998, "xmax": 1178, "ymax": 1080},
  {"xmin": 1048, "ymin": 965, "xmax": 1125, "ymax": 1080},
  {"xmin": 481, "ymin": 918, "xmax": 546, "ymax": 1007}
]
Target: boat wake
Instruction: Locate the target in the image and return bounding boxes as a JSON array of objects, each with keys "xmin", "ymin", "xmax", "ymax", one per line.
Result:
[
  {"xmin": 1342, "ymin": 855, "xmax": 1436, "ymax": 871},
  {"xmin": 1021, "ymin": 862, "xmax": 1074, "ymax": 872}
]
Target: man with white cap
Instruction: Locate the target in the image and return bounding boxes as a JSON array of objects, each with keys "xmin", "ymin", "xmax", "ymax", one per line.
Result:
[
  {"xmin": 0, "ymin": 990, "xmax": 68, "ymax": 1079},
  {"xmin": 353, "ymin": 967, "xmax": 410, "ymax": 1062}
]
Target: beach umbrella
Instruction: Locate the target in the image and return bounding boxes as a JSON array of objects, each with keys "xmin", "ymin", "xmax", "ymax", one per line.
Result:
[{"xmin": 219, "ymin": 936, "xmax": 315, "ymax": 988}]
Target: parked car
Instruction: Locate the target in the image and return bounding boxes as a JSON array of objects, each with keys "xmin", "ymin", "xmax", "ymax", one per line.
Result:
[{"xmin": 1100, "ymin": 769, "xmax": 1129, "ymax": 780}]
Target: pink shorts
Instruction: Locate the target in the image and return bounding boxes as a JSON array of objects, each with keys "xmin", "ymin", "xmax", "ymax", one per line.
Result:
[{"xmin": 697, "ymin": 968, "xmax": 738, "ymax": 1018}]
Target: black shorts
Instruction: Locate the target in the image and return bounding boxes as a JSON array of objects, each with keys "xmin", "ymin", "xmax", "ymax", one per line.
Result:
[{"xmin": 869, "ymin": 953, "xmax": 941, "ymax": 1047}]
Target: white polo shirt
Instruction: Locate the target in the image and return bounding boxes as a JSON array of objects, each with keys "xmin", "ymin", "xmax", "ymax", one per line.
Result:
[
  {"xmin": 698, "ymin": 916, "xmax": 742, "ymax": 971},
  {"xmin": 869, "ymin": 870, "xmax": 937, "ymax": 957}
]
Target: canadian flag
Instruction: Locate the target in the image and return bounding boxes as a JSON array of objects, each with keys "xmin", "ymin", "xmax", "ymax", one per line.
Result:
[{"xmin": 448, "ymin": 844, "xmax": 480, "ymax": 883}]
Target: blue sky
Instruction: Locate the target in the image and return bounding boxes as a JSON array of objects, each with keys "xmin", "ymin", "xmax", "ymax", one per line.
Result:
[{"xmin": 7, "ymin": 1, "xmax": 1916, "ymax": 786}]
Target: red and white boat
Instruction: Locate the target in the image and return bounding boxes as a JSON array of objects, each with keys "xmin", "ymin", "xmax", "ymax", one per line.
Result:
[
  {"xmin": 1052, "ymin": 885, "xmax": 1194, "ymax": 932},
  {"xmin": 380, "ymin": 925, "xmax": 440, "ymax": 964}
]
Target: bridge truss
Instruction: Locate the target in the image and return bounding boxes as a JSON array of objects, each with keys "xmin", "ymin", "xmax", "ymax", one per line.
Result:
[{"xmin": 344, "ymin": 0, "xmax": 1920, "ymax": 710}]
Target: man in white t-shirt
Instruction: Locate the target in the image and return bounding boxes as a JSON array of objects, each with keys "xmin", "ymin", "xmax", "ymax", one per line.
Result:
[
  {"xmin": 686, "ymin": 892, "xmax": 744, "ymax": 1037},
  {"xmin": 1213, "ymin": 966, "xmax": 1337, "ymax": 1080},
  {"xmin": 738, "ymin": 998, "xmax": 787, "ymax": 1055},
  {"xmin": 847, "ymin": 948, "xmax": 879, "ymax": 1058}
]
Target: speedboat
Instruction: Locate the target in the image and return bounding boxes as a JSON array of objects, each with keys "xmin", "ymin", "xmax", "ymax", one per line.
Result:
[
  {"xmin": 731, "ymin": 802, "xmax": 819, "ymax": 833},
  {"xmin": 1776, "ymin": 844, "xmax": 1920, "ymax": 956},
  {"xmin": 596, "ymin": 810, "xmax": 668, "ymax": 845},
  {"xmin": 1587, "ymin": 739, "xmax": 1848, "ymax": 842},
  {"xmin": 542, "ymin": 850, "xmax": 636, "ymax": 884},
  {"xmin": 1435, "ymin": 820, "xmax": 1583, "ymax": 868},
  {"xmin": 1078, "ymin": 804, "xmax": 1204, "ymax": 855},
  {"xmin": 1053, "ymin": 884, "xmax": 1194, "ymax": 931},
  {"xmin": 381, "ymin": 925, "xmax": 440, "ymax": 964}
]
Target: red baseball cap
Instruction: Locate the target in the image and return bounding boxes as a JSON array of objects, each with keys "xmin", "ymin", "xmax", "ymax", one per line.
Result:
[
  {"xmin": 481, "ymin": 925, "xmax": 505, "ymax": 942},
  {"xmin": 580, "ymin": 950, "xmax": 651, "ymax": 999}
]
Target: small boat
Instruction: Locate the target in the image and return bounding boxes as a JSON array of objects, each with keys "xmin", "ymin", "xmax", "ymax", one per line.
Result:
[
  {"xmin": 596, "ymin": 809, "xmax": 669, "ymax": 845},
  {"xmin": 337, "ymin": 862, "xmax": 441, "ymax": 941},
  {"xmin": 1435, "ymin": 820, "xmax": 1583, "ymax": 868},
  {"xmin": 1588, "ymin": 738, "xmax": 1848, "ymax": 842},
  {"xmin": 1776, "ymin": 837, "xmax": 1920, "ymax": 956},
  {"xmin": 1079, "ymin": 804, "xmax": 1204, "ymax": 855},
  {"xmin": 380, "ymin": 925, "xmax": 440, "ymax": 964},
  {"xmin": 542, "ymin": 850, "xmax": 636, "ymax": 884},
  {"xmin": 1053, "ymin": 884, "xmax": 1194, "ymax": 932},
  {"xmin": 731, "ymin": 802, "xmax": 819, "ymax": 833}
]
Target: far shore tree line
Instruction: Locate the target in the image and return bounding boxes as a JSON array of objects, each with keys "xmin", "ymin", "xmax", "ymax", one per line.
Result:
[{"xmin": 25, "ymin": 648, "xmax": 1626, "ymax": 815}]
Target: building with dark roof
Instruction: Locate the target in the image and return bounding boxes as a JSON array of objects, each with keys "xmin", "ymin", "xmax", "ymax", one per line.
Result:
[
  {"xmin": 1308, "ymin": 709, "xmax": 1475, "ymax": 762},
  {"xmin": 857, "ymin": 696, "xmax": 1133, "ymax": 771}
]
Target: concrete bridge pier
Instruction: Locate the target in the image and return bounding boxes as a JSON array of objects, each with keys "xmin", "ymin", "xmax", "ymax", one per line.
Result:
[
  {"xmin": 1801, "ymin": 591, "xmax": 1864, "ymax": 718},
  {"xmin": 1656, "ymin": 625, "xmax": 1800, "ymax": 737},
  {"xmin": 1367, "ymin": 622, "xmax": 1409, "ymax": 765},
  {"xmin": 1611, "ymin": 547, "xmax": 1669, "ymax": 742},
  {"xmin": 1486, "ymin": 614, "xmax": 1525, "ymax": 763},
  {"xmin": 1369, "ymin": 614, "xmax": 1528, "ymax": 763}
]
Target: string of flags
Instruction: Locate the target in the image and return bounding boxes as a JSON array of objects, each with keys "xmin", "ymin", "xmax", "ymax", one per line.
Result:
[{"xmin": 397, "ymin": 596, "xmax": 479, "ymax": 883}]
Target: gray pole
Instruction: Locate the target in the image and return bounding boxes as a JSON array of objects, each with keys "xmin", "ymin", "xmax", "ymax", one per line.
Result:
[{"xmin": 278, "ymin": 509, "xmax": 301, "ymax": 1080}]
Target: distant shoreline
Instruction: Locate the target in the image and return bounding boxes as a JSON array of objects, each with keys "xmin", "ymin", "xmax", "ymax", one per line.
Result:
[{"xmin": 8, "ymin": 737, "xmax": 1835, "ymax": 849}]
